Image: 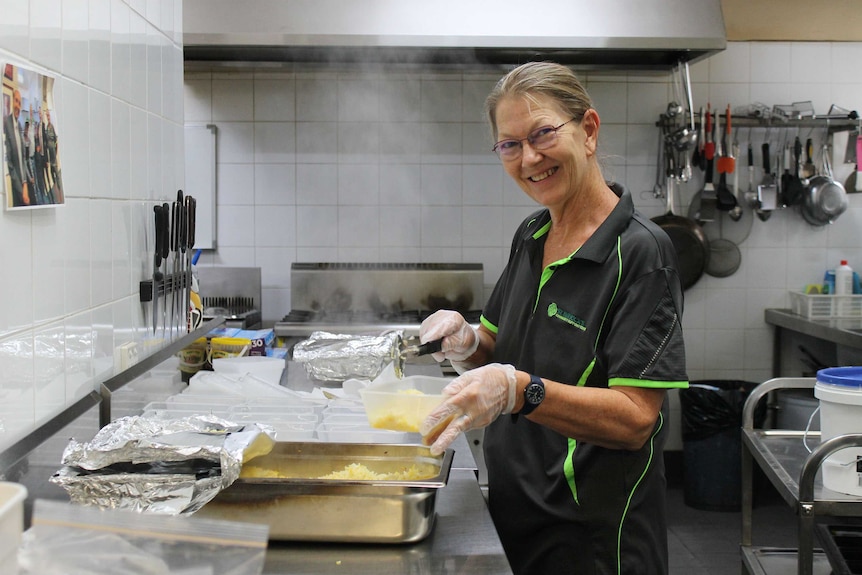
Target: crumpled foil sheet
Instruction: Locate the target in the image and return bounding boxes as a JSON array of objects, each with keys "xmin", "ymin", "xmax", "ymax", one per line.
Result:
[
  {"xmin": 292, "ymin": 331, "xmax": 400, "ymax": 381},
  {"xmin": 51, "ymin": 414, "xmax": 275, "ymax": 515}
]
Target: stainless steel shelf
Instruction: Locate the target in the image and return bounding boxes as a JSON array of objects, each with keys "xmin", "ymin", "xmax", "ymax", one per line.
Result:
[{"xmin": 741, "ymin": 377, "xmax": 862, "ymax": 575}]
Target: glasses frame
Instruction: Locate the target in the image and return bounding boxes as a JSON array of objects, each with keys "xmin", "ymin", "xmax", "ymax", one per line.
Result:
[{"xmin": 492, "ymin": 117, "xmax": 577, "ymax": 160}]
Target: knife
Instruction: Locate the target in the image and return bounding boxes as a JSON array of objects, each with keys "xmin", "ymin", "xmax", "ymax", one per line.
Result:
[
  {"xmin": 159, "ymin": 202, "xmax": 170, "ymax": 338},
  {"xmin": 152, "ymin": 205, "xmax": 164, "ymax": 336}
]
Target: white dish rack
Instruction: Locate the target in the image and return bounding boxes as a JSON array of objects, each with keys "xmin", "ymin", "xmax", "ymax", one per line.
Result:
[{"xmin": 789, "ymin": 291, "xmax": 862, "ymax": 320}]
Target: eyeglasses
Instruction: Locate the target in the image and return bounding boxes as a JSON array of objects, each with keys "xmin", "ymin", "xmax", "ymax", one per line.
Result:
[{"xmin": 492, "ymin": 118, "xmax": 577, "ymax": 160}]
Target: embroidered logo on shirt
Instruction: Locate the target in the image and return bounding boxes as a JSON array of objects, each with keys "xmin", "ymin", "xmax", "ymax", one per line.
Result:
[{"xmin": 547, "ymin": 303, "xmax": 586, "ymax": 331}]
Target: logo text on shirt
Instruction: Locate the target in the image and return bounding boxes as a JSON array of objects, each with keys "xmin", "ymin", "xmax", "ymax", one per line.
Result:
[{"xmin": 547, "ymin": 303, "xmax": 586, "ymax": 331}]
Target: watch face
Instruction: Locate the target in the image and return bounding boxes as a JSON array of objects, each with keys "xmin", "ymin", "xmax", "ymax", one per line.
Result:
[{"xmin": 525, "ymin": 382, "xmax": 545, "ymax": 405}]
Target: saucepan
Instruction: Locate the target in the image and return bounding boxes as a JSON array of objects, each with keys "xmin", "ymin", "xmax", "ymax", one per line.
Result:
[{"xmin": 800, "ymin": 145, "xmax": 848, "ymax": 226}]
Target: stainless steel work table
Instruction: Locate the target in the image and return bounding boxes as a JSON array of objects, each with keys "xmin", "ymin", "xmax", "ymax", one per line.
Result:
[{"xmin": 764, "ymin": 308, "xmax": 862, "ymax": 377}]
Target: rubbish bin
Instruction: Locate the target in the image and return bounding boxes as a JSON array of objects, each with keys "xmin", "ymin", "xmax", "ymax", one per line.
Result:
[{"xmin": 679, "ymin": 380, "xmax": 764, "ymax": 512}]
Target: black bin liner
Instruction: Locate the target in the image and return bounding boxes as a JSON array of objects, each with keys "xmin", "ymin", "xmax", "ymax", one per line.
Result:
[{"xmin": 679, "ymin": 380, "xmax": 765, "ymax": 512}]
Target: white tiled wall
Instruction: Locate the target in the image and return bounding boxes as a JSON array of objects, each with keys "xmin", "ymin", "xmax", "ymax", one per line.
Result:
[{"xmin": 0, "ymin": 0, "xmax": 184, "ymax": 452}]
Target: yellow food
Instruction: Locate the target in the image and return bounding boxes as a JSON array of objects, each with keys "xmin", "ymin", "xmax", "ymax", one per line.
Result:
[
  {"xmin": 368, "ymin": 389, "xmax": 427, "ymax": 432},
  {"xmin": 319, "ymin": 463, "xmax": 433, "ymax": 480},
  {"xmin": 369, "ymin": 412, "xmax": 420, "ymax": 432}
]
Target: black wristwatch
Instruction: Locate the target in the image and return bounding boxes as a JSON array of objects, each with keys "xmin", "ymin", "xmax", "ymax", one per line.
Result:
[{"xmin": 519, "ymin": 374, "xmax": 545, "ymax": 416}]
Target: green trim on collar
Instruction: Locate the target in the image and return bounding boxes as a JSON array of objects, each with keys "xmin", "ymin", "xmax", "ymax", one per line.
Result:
[
  {"xmin": 609, "ymin": 377, "xmax": 689, "ymax": 389},
  {"xmin": 532, "ymin": 220, "xmax": 551, "ymax": 240},
  {"xmin": 479, "ymin": 315, "xmax": 498, "ymax": 334}
]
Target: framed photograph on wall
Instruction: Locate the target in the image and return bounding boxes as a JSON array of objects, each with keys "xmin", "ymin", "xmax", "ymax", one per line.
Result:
[{"xmin": 2, "ymin": 62, "xmax": 63, "ymax": 210}]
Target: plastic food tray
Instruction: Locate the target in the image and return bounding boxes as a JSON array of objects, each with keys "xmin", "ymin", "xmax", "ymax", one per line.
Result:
[{"xmin": 790, "ymin": 291, "xmax": 862, "ymax": 319}]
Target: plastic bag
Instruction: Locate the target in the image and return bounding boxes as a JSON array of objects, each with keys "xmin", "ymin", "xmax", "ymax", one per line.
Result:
[
  {"xmin": 19, "ymin": 499, "xmax": 268, "ymax": 575},
  {"xmin": 679, "ymin": 380, "xmax": 764, "ymax": 441}
]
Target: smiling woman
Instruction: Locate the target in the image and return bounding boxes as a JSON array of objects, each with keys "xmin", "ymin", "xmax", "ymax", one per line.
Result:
[{"xmin": 414, "ymin": 62, "xmax": 689, "ymax": 575}]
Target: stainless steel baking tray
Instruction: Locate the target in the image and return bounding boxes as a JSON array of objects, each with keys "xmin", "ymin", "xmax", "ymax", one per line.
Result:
[{"xmin": 195, "ymin": 442, "xmax": 453, "ymax": 543}]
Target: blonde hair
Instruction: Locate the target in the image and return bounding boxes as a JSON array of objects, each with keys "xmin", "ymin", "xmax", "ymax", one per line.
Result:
[{"xmin": 484, "ymin": 62, "xmax": 593, "ymax": 141}]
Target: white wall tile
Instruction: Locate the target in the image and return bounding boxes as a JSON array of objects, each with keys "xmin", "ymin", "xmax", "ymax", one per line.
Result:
[
  {"xmin": 421, "ymin": 206, "xmax": 461, "ymax": 247},
  {"xmin": 338, "ymin": 205, "xmax": 378, "ymax": 247},
  {"xmin": 31, "ymin": 0, "xmax": 63, "ymax": 72},
  {"xmin": 296, "ymin": 206, "xmax": 338, "ymax": 247},
  {"xmin": 111, "ymin": 200, "xmax": 132, "ymax": 299},
  {"xmin": 89, "ymin": 0, "xmax": 112, "ymax": 93},
  {"xmin": 216, "ymin": 122, "xmax": 254, "ymax": 164},
  {"xmin": 33, "ymin": 323, "xmax": 65, "ymax": 423},
  {"xmin": 421, "ymin": 79, "xmax": 462, "ymax": 122},
  {"xmin": 146, "ymin": 113, "xmax": 162, "ymax": 200},
  {"xmin": 338, "ymin": 164, "xmax": 378, "ymax": 205},
  {"xmin": 295, "ymin": 122, "xmax": 337, "ymax": 163},
  {"xmin": 0, "ymin": 211, "xmax": 34, "ymax": 335},
  {"xmin": 296, "ymin": 79, "xmax": 338, "ymax": 122},
  {"xmin": 32, "ymin": 208, "xmax": 64, "ymax": 323},
  {"xmin": 463, "ymin": 206, "xmax": 502, "ymax": 247},
  {"xmin": 338, "ymin": 78, "xmax": 379, "ymax": 122},
  {"xmin": 378, "ymin": 79, "xmax": 420, "ymax": 122},
  {"xmin": 129, "ymin": 107, "xmax": 148, "ymax": 199},
  {"xmin": 216, "ymin": 204, "xmax": 254, "ymax": 247},
  {"xmin": 379, "ymin": 122, "xmax": 421, "ymax": 164},
  {"xmin": 750, "ymin": 42, "xmax": 792, "ymax": 84},
  {"xmin": 212, "ymin": 78, "xmax": 253, "ymax": 121},
  {"xmin": 589, "ymin": 81, "xmax": 629, "ymax": 123},
  {"xmin": 420, "ymin": 122, "xmax": 462, "ymax": 164},
  {"xmin": 146, "ymin": 23, "xmax": 162, "ymax": 115},
  {"xmin": 338, "ymin": 122, "xmax": 378, "ymax": 163},
  {"xmin": 255, "ymin": 163, "xmax": 295, "ymax": 205},
  {"xmin": 254, "ymin": 79, "xmax": 295, "ymax": 121},
  {"xmin": 0, "ymin": 0, "xmax": 29, "ymax": 58},
  {"xmin": 420, "ymin": 164, "xmax": 461, "ymax": 206},
  {"xmin": 89, "ymin": 90, "xmax": 111, "ymax": 198},
  {"xmin": 296, "ymin": 163, "xmax": 338, "ymax": 205},
  {"xmin": 378, "ymin": 206, "xmax": 421, "ymax": 248},
  {"xmin": 64, "ymin": 198, "xmax": 92, "ymax": 313},
  {"xmin": 254, "ymin": 205, "xmax": 296, "ymax": 247},
  {"xmin": 708, "ymin": 42, "xmax": 751, "ymax": 84},
  {"xmin": 379, "ymin": 164, "xmax": 421, "ymax": 205},
  {"xmin": 462, "ymin": 165, "xmax": 503, "ymax": 206},
  {"xmin": 128, "ymin": 9, "xmax": 147, "ymax": 109},
  {"xmin": 217, "ymin": 163, "xmax": 254, "ymax": 205},
  {"xmin": 90, "ymin": 199, "xmax": 113, "ymax": 306},
  {"xmin": 62, "ymin": 0, "xmax": 89, "ymax": 84},
  {"xmin": 184, "ymin": 78, "xmax": 212, "ymax": 123},
  {"xmin": 61, "ymin": 79, "xmax": 90, "ymax": 199}
]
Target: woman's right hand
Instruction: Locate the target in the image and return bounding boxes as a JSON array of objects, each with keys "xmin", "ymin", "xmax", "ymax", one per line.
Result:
[{"xmin": 419, "ymin": 310, "xmax": 479, "ymax": 362}]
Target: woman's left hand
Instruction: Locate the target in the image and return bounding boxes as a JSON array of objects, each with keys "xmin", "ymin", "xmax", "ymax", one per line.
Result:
[{"xmin": 420, "ymin": 363, "xmax": 517, "ymax": 455}]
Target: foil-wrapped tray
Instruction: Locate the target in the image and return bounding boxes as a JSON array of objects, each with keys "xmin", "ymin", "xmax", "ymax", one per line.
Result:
[
  {"xmin": 195, "ymin": 441, "xmax": 453, "ymax": 543},
  {"xmin": 292, "ymin": 331, "xmax": 401, "ymax": 381}
]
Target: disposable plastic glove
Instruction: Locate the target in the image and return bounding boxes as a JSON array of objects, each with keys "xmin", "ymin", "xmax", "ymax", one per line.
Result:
[
  {"xmin": 420, "ymin": 363, "xmax": 517, "ymax": 456},
  {"xmin": 419, "ymin": 310, "xmax": 479, "ymax": 363}
]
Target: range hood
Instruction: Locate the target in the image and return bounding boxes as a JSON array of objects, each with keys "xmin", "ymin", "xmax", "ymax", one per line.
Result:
[{"xmin": 183, "ymin": 0, "xmax": 726, "ymax": 70}]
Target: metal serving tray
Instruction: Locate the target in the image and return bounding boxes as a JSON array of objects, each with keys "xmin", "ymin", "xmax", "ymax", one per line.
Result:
[{"xmin": 196, "ymin": 442, "xmax": 453, "ymax": 543}]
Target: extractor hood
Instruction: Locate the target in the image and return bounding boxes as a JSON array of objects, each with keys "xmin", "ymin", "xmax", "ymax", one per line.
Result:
[{"xmin": 183, "ymin": 0, "xmax": 726, "ymax": 70}]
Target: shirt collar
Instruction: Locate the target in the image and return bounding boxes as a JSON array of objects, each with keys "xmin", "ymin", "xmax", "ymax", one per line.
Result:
[{"xmin": 523, "ymin": 183, "xmax": 634, "ymax": 264}]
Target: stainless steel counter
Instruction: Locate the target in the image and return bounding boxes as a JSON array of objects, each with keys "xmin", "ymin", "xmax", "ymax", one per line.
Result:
[
  {"xmin": 262, "ymin": 468, "xmax": 511, "ymax": 575},
  {"xmin": 764, "ymin": 308, "xmax": 862, "ymax": 376}
]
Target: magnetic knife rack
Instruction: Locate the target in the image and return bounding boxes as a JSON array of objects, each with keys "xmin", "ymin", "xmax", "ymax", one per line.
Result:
[{"xmin": 139, "ymin": 271, "xmax": 190, "ymax": 303}]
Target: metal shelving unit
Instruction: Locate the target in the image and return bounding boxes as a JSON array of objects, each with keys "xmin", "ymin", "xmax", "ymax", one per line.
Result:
[{"xmin": 741, "ymin": 377, "xmax": 862, "ymax": 575}]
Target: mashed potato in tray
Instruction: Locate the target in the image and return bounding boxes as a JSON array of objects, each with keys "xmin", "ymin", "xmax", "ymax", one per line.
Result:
[
  {"xmin": 240, "ymin": 462, "xmax": 436, "ymax": 481},
  {"xmin": 318, "ymin": 462, "xmax": 433, "ymax": 481}
]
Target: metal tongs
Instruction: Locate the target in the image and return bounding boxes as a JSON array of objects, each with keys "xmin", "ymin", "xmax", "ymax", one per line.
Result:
[{"xmin": 400, "ymin": 337, "xmax": 443, "ymax": 359}]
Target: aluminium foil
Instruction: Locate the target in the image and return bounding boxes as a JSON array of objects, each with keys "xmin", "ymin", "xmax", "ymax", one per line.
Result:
[
  {"xmin": 50, "ymin": 414, "xmax": 275, "ymax": 515},
  {"xmin": 292, "ymin": 331, "xmax": 400, "ymax": 381}
]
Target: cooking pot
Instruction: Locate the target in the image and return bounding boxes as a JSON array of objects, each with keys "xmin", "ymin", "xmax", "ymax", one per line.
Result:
[{"xmin": 801, "ymin": 174, "xmax": 848, "ymax": 226}]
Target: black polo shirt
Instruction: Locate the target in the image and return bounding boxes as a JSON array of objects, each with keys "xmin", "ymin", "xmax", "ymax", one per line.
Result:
[{"xmin": 480, "ymin": 184, "xmax": 688, "ymax": 575}]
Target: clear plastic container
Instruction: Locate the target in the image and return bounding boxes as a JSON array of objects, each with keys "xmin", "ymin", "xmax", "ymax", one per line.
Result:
[
  {"xmin": 359, "ymin": 375, "xmax": 449, "ymax": 433},
  {"xmin": 0, "ymin": 481, "xmax": 27, "ymax": 575}
]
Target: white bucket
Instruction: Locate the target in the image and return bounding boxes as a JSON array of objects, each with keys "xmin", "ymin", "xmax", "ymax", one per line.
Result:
[{"xmin": 814, "ymin": 366, "xmax": 862, "ymax": 496}]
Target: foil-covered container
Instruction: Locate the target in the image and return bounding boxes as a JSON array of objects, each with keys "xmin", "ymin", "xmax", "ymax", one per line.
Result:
[
  {"xmin": 292, "ymin": 331, "xmax": 400, "ymax": 381},
  {"xmin": 51, "ymin": 414, "xmax": 275, "ymax": 515}
]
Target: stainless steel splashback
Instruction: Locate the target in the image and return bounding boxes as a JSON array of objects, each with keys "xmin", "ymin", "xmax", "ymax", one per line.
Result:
[
  {"xmin": 196, "ymin": 267, "xmax": 262, "ymax": 308},
  {"xmin": 290, "ymin": 263, "xmax": 484, "ymax": 313}
]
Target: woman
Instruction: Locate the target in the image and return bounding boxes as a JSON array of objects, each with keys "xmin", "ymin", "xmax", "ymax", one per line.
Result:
[{"xmin": 419, "ymin": 62, "xmax": 689, "ymax": 575}]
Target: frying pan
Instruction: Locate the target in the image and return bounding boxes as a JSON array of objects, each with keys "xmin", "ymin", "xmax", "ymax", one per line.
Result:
[{"xmin": 652, "ymin": 174, "xmax": 710, "ymax": 290}]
